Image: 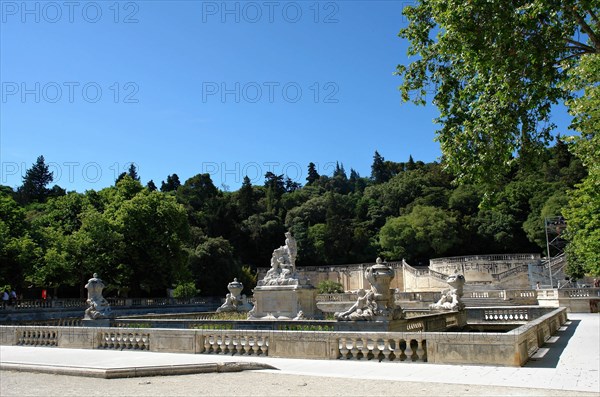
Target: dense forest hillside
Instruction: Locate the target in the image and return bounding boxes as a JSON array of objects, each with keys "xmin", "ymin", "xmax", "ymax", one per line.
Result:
[{"xmin": 0, "ymin": 143, "xmax": 588, "ymax": 297}]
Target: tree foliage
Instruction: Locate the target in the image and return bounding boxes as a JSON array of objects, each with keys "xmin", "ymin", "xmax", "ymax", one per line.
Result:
[
  {"xmin": 17, "ymin": 155, "xmax": 54, "ymax": 204},
  {"xmin": 1, "ymin": 144, "xmax": 589, "ymax": 295},
  {"xmin": 396, "ymin": 0, "xmax": 599, "ymax": 185},
  {"xmin": 563, "ymin": 53, "xmax": 600, "ymax": 276}
]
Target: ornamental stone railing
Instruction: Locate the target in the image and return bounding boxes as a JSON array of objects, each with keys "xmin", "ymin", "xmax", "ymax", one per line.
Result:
[
  {"xmin": 337, "ymin": 335, "xmax": 427, "ymax": 362},
  {"xmin": 111, "ymin": 311, "xmax": 464, "ymax": 332},
  {"xmin": 0, "ymin": 307, "xmax": 568, "ymax": 366},
  {"xmin": 430, "ymin": 253, "xmax": 540, "ymax": 266},
  {"xmin": 318, "ymin": 288, "xmax": 539, "ymax": 306},
  {"xmin": 0, "ymin": 297, "xmax": 221, "ymax": 312},
  {"xmin": 559, "ymin": 288, "xmax": 600, "ymax": 298}
]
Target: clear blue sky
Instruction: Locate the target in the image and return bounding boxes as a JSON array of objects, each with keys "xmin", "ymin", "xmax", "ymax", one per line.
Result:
[{"xmin": 0, "ymin": 1, "xmax": 573, "ymax": 192}]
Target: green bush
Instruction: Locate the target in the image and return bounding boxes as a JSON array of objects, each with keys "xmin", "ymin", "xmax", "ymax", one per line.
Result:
[
  {"xmin": 317, "ymin": 280, "xmax": 344, "ymax": 294},
  {"xmin": 172, "ymin": 282, "xmax": 199, "ymax": 298}
]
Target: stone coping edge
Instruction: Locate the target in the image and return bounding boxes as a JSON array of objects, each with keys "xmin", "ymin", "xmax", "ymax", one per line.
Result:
[{"xmin": 0, "ymin": 361, "xmax": 277, "ymax": 379}]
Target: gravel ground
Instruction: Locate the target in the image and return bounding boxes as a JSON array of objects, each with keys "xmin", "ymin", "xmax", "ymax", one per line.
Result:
[{"xmin": 2, "ymin": 370, "xmax": 598, "ymax": 397}]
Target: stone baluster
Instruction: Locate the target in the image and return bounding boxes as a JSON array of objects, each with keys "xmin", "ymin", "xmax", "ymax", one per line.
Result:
[
  {"xmin": 256, "ymin": 336, "xmax": 266, "ymax": 355},
  {"xmin": 231, "ymin": 335, "xmax": 240, "ymax": 355},
  {"xmin": 238, "ymin": 335, "xmax": 247, "ymax": 355},
  {"xmin": 247, "ymin": 336, "xmax": 256, "ymax": 355},
  {"xmin": 404, "ymin": 339, "xmax": 415, "ymax": 361},
  {"xmin": 350, "ymin": 338, "xmax": 360, "ymax": 360},
  {"xmin": 222, "ymin": 335, "xmax": 231, "ymax": 355},
  {"xmin": 338, "ymin": 337, "xmax": 349, "ymax": 359},
  {"xmin": 399, "ymin": 339, "xmax": 407, "ymax": 361},
  {"xmin": 381, "ymin": 339, "xmax": 393, "ymax": 361},
  {"xmin": 214, "ymin": 335, "xmax": 222, "ymax": 354},
  {"xmin": 364, "ymin": 338, "xmax": 373, "ymax": 360}
]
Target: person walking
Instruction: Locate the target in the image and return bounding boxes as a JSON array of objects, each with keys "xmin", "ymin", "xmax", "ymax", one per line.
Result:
[{"xmin": 2, "ymin": 290, "xmax": 9, "ymax": 307}]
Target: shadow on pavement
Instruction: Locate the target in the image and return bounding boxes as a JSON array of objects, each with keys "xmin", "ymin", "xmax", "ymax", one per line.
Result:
[{"xmin": 524, "ymin": 320, "xmax": 580, "ymax": 368}]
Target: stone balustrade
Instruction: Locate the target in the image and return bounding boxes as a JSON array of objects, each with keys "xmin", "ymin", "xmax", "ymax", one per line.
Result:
[
  {"xmin": 16, "ymin": 328, "xmax": 59, "ymax": 347},
  {"xmin": 202, "ymin": 334, "xmax": 269, "ymax": 356},
  {"xmin": 394, "ymin": 291, "xmax": 440, "ymax": 302},
  {"xmin": 537, "ymin": 288, "xmax": 600, "ymax": 313},
  {"xmin": 430, "ymin": 253, "xmax": 540, "ymax": 266},
  {"xmin": 559, "ymin": 288, "xmax": 600, "ymax": 298},
  {"xmin": 0, "ymin": 297, "xmax": 219, "ymax": 312},
  {"xmin": 337, "ymin": 335, "xmax": 427, "ymax": 362},
  {"xmin": 466, "ymin": 306, "xmax": 558, "ymax": 324},
  {"xmin": 0, "ymin": 307, "xmax": 567, "ymax": 366},
  {"xmin": 111, "ymin": 311, "xmax": 464, "ymax": 333},
  {"xmin": 98, "ymin": 331, "xmax": 150, "ymax": 350}
]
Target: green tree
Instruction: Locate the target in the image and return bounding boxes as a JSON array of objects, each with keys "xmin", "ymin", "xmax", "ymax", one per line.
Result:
[
  {"xmin": 17, "ymin": 155, "xmax": 54, "ymax": 204},
  {"xmin": 264, "ymin": 172, "xmax": 285, "ymax": 213},
  {"xmin": 0, "ymin": 193, "xmax": 41, "ymax": 288},
  {"xmin": 147, "ymin": 180, "xmax": 157, "ymax": 192},
  {"xmin": 371, "ymin": 151, "xmax": 391, "ymax": 183},
  {"xmin": 161, "ymin": 174, "xmax": 181, "ymax": 192},
  {"xmin": 127, "ymin": 163, "xmax": 140, "ymax": 181},
  {"xmin": 172, "ymin": 282, "xmax": 199, "ymax": 298},
  {"xmin": 236, "ymin": 176, "xmax": 255, "ymax": 219},
  {"xmin": 397, "ymin": 0, "xmax": 599, "ymax": 185},
  {"xmin": 188, "ymin": 236, "xmax": 239, "ymax": 295},
  {"xmin": 563, "ymin": 53, "xmax": 600, "ymax": 276},
  {"xmin": 116, "ymin": 191, "xmax": 190, "ymax": 295},
  {"xmin": 306, "ymin": 162, "xmax": 320, "ymax": 185},
  {"xmin": 380, "ymin": 205, "xmax": 460, "ymax": 264}
]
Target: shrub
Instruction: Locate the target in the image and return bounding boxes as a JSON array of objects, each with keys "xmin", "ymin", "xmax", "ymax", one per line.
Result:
[
  {"xmin": 172, "ymin": 282, "xmax": 199, "ymax": 298},
  {"xmin": 317, "ymin": 280, "xmax": 344, "ymax": 294}
]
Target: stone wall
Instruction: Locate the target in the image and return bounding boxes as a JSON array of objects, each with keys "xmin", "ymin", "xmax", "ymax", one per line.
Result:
[
  {"xmin": 257, "ymin": 262, "xmax": 405, "ymax": 292},
  {"xmin": 0, "ymin": 308, "xmax": 567, "ymax": 367},
  {"xmin": 537, "ymin": 288, "xmax": 600, "ymax": 313},
  {"xmin": 272, "ymin": 254, "xmax": 540, "ymax": 293}
]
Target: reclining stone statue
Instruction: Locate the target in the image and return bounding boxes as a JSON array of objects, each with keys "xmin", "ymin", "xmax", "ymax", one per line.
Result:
[{"xmin": 334, "ymin": 289, "xmax": 378, "ymax": 321}]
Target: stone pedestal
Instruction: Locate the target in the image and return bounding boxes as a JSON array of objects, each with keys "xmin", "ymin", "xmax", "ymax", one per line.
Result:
[{"xmin": 251, "ymin": 285, "xmax": 317, "ymax": 319}]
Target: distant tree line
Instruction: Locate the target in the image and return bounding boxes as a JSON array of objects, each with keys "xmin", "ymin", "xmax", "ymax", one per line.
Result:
[{"xmin": 0, "ymin": 143, "xmax": 593, "ymax": 298}]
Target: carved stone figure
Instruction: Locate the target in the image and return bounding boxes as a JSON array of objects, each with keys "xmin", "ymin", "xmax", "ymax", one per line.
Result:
[
  {"xmin": 84, "ymin": 273, "xmax": 111, "ymax": 320},
  {"xmin": 257, "ymin": 232, "xmax": 309, "ymax": 287},
  {"xmin": 284, "ymin": 231, "xmax": 297, "ymax": 271},
  {"xmin": 217, "ymin": 293, "xmax": 236, "ymax": 312},
  {"xmin": 430, "ymin": 272, "xmax": 466, "ymax": 311},
  {"xmin": 333, "ymin": 258, "xmax": 404, "ymax": 322},
  {"xmin": 335, "ymin": 289, "xmax": 378, "ymax": 321},
  {"xmin": 251, "ymin": 231, "xmax": 316, "ymax": 320},
  {"xmin": 246, "ymin": 305, "xmax": 256, "ymax": 320}
]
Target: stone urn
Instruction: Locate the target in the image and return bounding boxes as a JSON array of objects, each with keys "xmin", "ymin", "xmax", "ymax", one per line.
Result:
[
  {"xmin": 365, "ymin": 258, "xmax": 395, "ymax": 305},
  {"xmin": 227, "ymin": 278, "xmax": 243, "ymax": 300}
]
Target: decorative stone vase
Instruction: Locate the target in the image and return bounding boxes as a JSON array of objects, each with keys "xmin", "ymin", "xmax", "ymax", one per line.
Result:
[
  {"xmin": 227, "ymin": 278, "xmax": 243, "ymax": 300},
  {"xmin": 365, "ymin": 257, "xmax": 395, "ymax": 304}
]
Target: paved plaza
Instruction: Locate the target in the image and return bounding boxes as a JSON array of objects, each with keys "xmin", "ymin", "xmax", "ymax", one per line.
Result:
[{"xmin": 1, "ymin": 313, "xmax": 598, "ymax": 396}]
